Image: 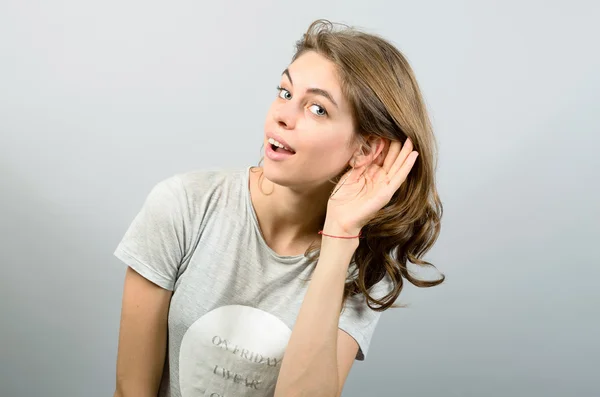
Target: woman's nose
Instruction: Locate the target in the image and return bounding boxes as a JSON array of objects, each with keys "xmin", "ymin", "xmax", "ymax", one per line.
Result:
[{"xmin": 273, "ymin": 103, "xmax": 296, "ymax": 130}]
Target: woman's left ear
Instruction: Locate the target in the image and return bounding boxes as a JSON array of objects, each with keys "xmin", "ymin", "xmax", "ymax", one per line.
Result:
[{"xmin": 353, "ymin": 137, "xmax": 387, "ymax": 168}]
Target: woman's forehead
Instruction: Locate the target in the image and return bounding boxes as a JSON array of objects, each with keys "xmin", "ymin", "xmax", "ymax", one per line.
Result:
[
  {"xmin": 288, "ymin": 53, "xmax": 340, "ymax": 90},
  {"xmin": 286, "ymin": 52, "xmax": 346, "ymax": 107}
]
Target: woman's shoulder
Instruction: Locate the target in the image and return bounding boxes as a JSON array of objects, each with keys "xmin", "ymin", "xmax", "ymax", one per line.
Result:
[
  {"xmin": 139, "ymin": 166, "xmax": 249, "ymax": 225},
  {"xmin": 154, "ymin": 166, "xmax": 250, "ymax": 210},
  {"xmin": 173, "ymin": 166, "xmax": 248, "ymax": 192}
]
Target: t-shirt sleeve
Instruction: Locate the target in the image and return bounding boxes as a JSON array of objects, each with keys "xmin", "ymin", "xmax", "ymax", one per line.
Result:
[
  {"xmin": 338, "ymin": 274, "xmax": 394, "ymax": 361},
  {"xmin": 113, "ymin": 174, "xmax": 190, "ymax": 291}
]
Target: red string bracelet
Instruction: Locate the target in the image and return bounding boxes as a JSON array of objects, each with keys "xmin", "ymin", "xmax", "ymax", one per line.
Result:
[{"xmin": 318, "ymin": 230, "xmax": 362, "ymax": 239}]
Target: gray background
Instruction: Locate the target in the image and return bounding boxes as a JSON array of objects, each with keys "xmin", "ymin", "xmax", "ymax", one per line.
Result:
[{"xmin": 1, "ymin": 1, "xmax": 598, "ymax": 396}]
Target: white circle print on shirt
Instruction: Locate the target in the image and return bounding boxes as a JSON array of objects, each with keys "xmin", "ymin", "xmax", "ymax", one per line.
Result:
[{"xmin": 179, "ymin": 305, "xmax": 292, "ymax": 397}]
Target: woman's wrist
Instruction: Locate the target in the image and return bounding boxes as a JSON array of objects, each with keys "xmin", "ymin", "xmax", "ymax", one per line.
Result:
[
  {"xmin": 321, "ymin": 219, "xmax": 362, "ymax": 239},
  {"xmin": 319, "ymin": 220, "xmax": 362, "ymax": 257}
]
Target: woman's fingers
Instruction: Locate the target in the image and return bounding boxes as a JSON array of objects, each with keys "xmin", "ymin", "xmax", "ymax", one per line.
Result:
[
  {"xmin": 382, "ymin": 140, "xmax": 402, "ymax": 173},
  {"xmin": 388, "ymin": 151, "xmax": 418, "ymax": 193},
  {"xmin": 388, "ymin": 138, "xmax": 413, "ymax": 178}
]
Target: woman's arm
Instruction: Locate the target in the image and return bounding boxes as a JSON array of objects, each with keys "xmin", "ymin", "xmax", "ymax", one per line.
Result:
[
  {"xmin": 113, "ymin": 267, "xmax": 172, "ymax": 397},
  {"xmin": 274, "ymin": 232, "xmax": 360, "ymax": 397},
  {"xmin": 275, "ymin": 139, "xmax": 417, "ymax": 396}
]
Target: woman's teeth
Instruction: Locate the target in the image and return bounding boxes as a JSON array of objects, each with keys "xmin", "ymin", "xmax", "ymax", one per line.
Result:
[{"xmin": 268, "ymin": 137, "xmax": 293, "ymax": 152}]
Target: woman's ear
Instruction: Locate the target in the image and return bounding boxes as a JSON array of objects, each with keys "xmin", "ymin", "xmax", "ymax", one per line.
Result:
[{"xmin": 352, "ymin": 137, "xmax": 388, "ymax": 168}]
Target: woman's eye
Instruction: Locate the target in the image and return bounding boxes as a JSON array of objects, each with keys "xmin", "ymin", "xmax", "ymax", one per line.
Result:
[
  {"xmin": 309, "ymin": 104, "xmax": 327, "ymax": 117},
  {"xmin": 277, "ymin": 87, "xmax": 292, "ymax": 100}
]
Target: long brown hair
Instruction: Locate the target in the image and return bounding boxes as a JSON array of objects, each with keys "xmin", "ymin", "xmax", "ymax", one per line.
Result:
[{"xmin": 256, "ymin": 19, "xmax": 444, "ymax": 311}]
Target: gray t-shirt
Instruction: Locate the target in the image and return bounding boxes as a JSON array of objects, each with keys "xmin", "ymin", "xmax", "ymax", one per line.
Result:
[{"xmin": 114, "ymin": 166, "xmax": 392, "ymax": 397}]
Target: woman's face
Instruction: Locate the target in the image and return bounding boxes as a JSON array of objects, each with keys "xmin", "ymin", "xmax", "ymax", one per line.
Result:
[{"xmin": 263, "ymin": 51, "xmax": 358, "ymax": 191}]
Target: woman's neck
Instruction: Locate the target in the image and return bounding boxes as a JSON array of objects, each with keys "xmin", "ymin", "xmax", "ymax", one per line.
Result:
[{"xmin": 249, "ymin": 167, "xmax": 329, "ymax": 256}]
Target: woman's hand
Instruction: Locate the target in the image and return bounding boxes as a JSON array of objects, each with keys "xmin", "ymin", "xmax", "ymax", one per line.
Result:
[{"xmin": 324, "ymin": 138, "xmax": 418, "ymax": 236}]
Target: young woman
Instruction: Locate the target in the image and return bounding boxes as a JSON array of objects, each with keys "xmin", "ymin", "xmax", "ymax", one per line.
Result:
[{"xmin": 113, "ymin": 19, "xmax": 444, "ymax": 397}]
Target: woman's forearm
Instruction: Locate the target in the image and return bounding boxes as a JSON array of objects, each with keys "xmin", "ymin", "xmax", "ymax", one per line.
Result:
[{"xmin": 274, "ymin": 233, "xmax": 359, "ymax": 397}]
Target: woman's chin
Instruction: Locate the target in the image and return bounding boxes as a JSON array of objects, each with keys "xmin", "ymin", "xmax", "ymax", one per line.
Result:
[{"xmin": 261, "ymin": 165, "xmax": 289, "ymax": 186}]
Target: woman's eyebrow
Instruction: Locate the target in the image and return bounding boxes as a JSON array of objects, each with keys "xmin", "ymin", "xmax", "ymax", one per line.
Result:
[
  {"xmin": 282, "ymin": 68, "xmax": 293, "ymax": 85},
  {"xmin": 306, "ymin": 88, "xmax": 338, "ymax": 108},
  {"xmin": 282, "ymin": 68, "xmax": 338, "ymax": 108}
]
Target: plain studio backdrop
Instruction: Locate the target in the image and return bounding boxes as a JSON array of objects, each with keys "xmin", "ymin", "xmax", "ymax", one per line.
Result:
[{"xmin": 1, "ymin": 1, "xmax": 598, "ymax": 396}]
